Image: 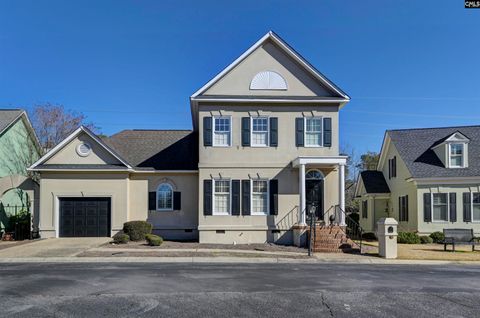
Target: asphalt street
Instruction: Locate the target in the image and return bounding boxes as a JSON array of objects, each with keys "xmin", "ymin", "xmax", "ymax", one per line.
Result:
[{"xmin": 1, "ymin": 262, "xmax": 479, "ymax": 317}]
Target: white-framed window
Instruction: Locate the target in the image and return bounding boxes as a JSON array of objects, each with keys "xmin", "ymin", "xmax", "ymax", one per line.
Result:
[
  {"xmin": 157, "ymin": 183, "xmax": 173, "ymax": 211},
  {"xmin": 213, "ymin": 179, "xmax": 231, "ymax": 215},
  {"xmin": 472, "ymin": 193, "xmax": 480, "ymax": 222},
  {"xmin": 432, "ymin": 193, "xmax": 448, "ymax": 222},
  {"xmin": 449, "ymin": 143, "xmax": 464, "ymax": 168},
  {"xmin": 251, "ymin": 117, "xmax": 269, "ymax": 147},
  {"xmin": 251, "ymin": 180, "xmax": 269, "ymax": 215},
  {"xmin": 305, "ymin": 117, "xmax": 323, "ymax": 147},
  {"xmin": 213, "ymin": 116, "xmax": 231, "ymax": 147}
]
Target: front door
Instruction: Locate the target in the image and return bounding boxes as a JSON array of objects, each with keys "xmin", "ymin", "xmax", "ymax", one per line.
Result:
[{"xmin": 306, "ymin": 180, "xmax": 324, "ymax": 219}]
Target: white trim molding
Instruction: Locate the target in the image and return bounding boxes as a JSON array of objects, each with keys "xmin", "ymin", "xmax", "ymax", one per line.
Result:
[{"xmin": 292, "ymin": 156, "xmax": 348, "ymax": 167}]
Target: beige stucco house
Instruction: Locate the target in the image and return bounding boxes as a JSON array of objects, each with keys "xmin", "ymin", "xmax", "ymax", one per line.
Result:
[
  {"xmin": 355, "ymin": 126, "xmax": 480, "ymax": 235},
  {"xmin": 29, "ymin": 31, "xmax": 350, "ymax": 245}
]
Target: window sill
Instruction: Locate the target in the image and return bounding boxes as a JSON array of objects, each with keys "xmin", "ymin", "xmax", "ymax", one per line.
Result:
[
  {"xmin": 251, "ymin": 145, "xmax": 269, "ymax": 148},
  {"xmin": 212, "ymin": 145, "xmax": 231, "ymax": 148},
  {"xmin": 251, "ymin": 213, "xmax": 269, "ymax": 216},
  {"xmin": 156, "ymin": 209, "xmax": 174, "ymax": 212},
  {"xmin": 212, "ymin": 213, "xmax": 231, "ymax": 216},
  {"xmin": 304, "ymin": 145, "xmax": 323, "ymax": 148}
]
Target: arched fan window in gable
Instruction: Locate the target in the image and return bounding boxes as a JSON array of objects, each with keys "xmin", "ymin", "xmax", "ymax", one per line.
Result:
[{"xmin": 250, "ymin": 71, "xmax": 287, "ymax": 90}]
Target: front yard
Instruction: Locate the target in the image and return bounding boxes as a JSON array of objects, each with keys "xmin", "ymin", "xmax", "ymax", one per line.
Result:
[{"xmin": 362, "ymin": 241, "xmax": 480, "ymax": 261}]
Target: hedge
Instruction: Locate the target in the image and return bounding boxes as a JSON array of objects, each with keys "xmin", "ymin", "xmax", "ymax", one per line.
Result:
[
  {"xmin": 145, "ymin": 234, "xmax": 163, "ymax": 246},
  {"xmin": 123, "ymin": 221, "xmax": 153, "ymax": 241},
  {"xmin": 397, "ymin": 232, "xmax": 420, "ymax": 244},
  {"xmin": 112, "ymin": 232, "xmax": 129, "ymax": 244}
]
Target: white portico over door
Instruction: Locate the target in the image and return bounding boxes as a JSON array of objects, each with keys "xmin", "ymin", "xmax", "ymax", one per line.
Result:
[{"xmin": 292, "ymin": 156, "xmax": 347, "ymax": 226}]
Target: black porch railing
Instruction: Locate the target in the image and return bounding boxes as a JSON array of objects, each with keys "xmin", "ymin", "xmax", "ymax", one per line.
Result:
[
  {"xmin": 306, "ymin": 205, "xmax": 364, "ymax": 254},
  {"xmin": 0, "ymin": 205, "xmax": 31, "ymax": 241}
]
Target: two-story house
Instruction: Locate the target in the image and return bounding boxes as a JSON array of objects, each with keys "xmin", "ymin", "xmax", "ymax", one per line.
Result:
[
  {"xmin": 355, "ymin": 126, "xmax": 480, "ymax": 235},
  {"xmin": 29, "ymin": 31, "xmax": 350, "ymax": 245},
  {"xmin": 0, "ymin": 109, "xmax": 42, "ymax": 233}
]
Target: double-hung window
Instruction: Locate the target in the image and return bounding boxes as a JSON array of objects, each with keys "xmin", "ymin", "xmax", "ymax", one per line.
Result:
[
  {"xmin": 432, "ymin": 193, "xmax": 448, "ymax": 221},
  {"xmin": 251, "ymin": 117, "xmax": 269, "ymax": 147},
  {"xmin": 449, "ymin": 143, "xmax": 464, "ymax": 168},
  {"xmin": 305, "ymin": 117, "xmax": 322, "ymax": 147},
  {"xmin": 213, "ymin": 179, "xmax": 231, "ymax": 215},
  {"xmin": 213, "ymin": 116, "xmax": 231, "ymax": 147},
  {"xmin": 251, "ymin": 180, "xmax": 268, "ymax": 215}
]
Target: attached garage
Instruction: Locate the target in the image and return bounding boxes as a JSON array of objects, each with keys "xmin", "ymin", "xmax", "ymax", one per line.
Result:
[{"xmin": 59, "ymin": 198, "xmax": 111, "ymax": 237}]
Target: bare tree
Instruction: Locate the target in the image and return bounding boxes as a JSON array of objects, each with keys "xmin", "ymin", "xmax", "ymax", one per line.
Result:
[{"xmin": 29, "ymin": 103, "xmax": 98, "ymax": 150}]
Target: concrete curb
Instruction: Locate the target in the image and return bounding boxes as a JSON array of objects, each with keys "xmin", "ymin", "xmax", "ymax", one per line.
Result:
[
  {"xmin": 1, "ymin": 256, "xmax": 480, "ymax": 265},
  {"xmin": 89, "ymin": 247, "xmax": 307, "ymax": 256}
]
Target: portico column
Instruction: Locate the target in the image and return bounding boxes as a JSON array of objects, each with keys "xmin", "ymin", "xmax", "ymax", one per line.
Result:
[
  {"xmin": 339, "ymin": 164, "xmax": 346, "ymax": 226},
  {"xmin": 299, "ymin": 163, "xmax": 306, "ymax": 225}
]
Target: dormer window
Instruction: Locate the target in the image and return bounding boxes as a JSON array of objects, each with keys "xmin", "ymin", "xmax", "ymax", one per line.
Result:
[{"xmin": 449, "ymin": 143, "xmax": 464, "ymax": 168}]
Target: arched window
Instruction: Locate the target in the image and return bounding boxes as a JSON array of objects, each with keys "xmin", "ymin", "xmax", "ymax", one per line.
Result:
[
  {"xmin": 157, "ymin": 183, "xmax": 173, "ymax": 211},
  {"xmin": 305, "ymin": 169, "xmax": 324, "ymax": 180},
  {"xmin": 250, "ymin": 71, "xmax": 287, "ymax": 90}
]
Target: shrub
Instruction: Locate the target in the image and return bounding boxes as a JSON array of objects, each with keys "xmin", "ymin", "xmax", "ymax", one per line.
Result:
[
  {"xmin": 419, "ymin": 235, "xmax": 433, "ymax": 244},
  {"xmin": 123, "ymin": 221, "xmax": 153, "ymax": 241},
  {"xmin": 429, "ymin": 231, "xmax": 445, "ymax": 243},
  {"xmin": 112, "ymin": 232, "xmax": 129, "ymax": 244},
  {"xmin": 362, "ymin": 232, "xmax": 377, "ymax": 240},
  {"xmin": 397, "ymin": 232, "xmax": 421, "ymax": 244},
  {"xmin": 145, "ymin": 234, "xmax": 163, "ymax": 246}
]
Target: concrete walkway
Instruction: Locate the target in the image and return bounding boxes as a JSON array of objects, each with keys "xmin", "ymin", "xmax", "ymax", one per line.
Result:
[{"xmin": 0, "ymin": 238, "xmax": 111, "ymax": 258}]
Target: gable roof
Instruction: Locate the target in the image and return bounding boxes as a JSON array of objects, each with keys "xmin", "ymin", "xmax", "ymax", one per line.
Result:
[
  {"xmin": 387, "ymin": 125, "xmax": 480, "ymax": 179},
  {"xmin": 105, "ymin": 130, "xmax": 198, "ymax": 171},
  {"xmin": 359, "ymin": 171, "xmax": 390, "ymax": 194},
  {"xmin": 0, "ymin": 109, "xmax": 23, "ymax": 135},
  {"xmin": 29, "ymin": 126, "xmax": 132, "ymax": 170},
  {"xmin": 191, "ymin": 31, "xmax": 350, "ymax": 100}
]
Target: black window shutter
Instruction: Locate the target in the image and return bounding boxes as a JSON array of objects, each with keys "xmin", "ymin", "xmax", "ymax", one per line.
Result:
[
  {"xmin": 463, "ymin": 192, "xmax": 471, "ymax": 222},
  {"xmin": 241, "ymin": 117, "xmax": 250, "ymax": 147},
  {"xmin": 148, "ymin": 192, "xmax": 156, "ymax": 210},
  {"xmin": 398, "ymin": 197, "xmax": 402, "ymax": 221},
  {"xmin": 423, "ymin": 193, "xmax": 432, "ymax": 222},
  {"xmin": 203, "ymin": 117, "xmax": 212, "ymax": 147},
  {"xmin": 388, "ymin": 159, "xmax": 391, "ymax": 179},
  {"xmin": 295, "ymin": 118, "xmax": 304, "ymax": 147},
  {"xmin": 393, "ymin": 156, "xmax": 397, "ymax": 177},
  {"xmin": 269, "ymin": 117, "xmax": 278, "ymax": 147},
  {"xmin": 173, "ymin": 192, "xmax": 181, "ymax": 210},
  {"xmin": 323, "ymin": 117, "xmax": 332, "ymax": 147},
  {"xmin": 449, "ymin": 193, "xmax": 456, "ymax": 222},
  {"xmin": 269, "ymin": 179, "xmax": 278, "ymax": 215},
  {"xmin": 231, "ymin": 180, "xmax": 240, "ymax": 215},
  {"xmin": 203, "ymin": 180, "xmax": 212, "ymax": 215},
  {"xmin": 242, "ymin": 180, "xmax": 251, "ymax": 215},
  {"xmin": 405, "ymin": 195, "xmax": 409, "ymax": 222}
]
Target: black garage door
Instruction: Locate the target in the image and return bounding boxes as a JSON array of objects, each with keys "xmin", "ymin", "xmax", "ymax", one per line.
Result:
[{"xmin": 59, "ymin": 198, "xmax": 111, "ymax": 237}]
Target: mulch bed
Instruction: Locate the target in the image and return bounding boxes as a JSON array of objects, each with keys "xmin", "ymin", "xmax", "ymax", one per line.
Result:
[{"xmin": 104, "ymin": 240, "xmax": 307, "ymax": 253}]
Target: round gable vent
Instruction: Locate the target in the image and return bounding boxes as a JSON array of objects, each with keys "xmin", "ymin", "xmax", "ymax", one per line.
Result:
[
  {"xmin": 250, "ymin": 71, "xmax": 287, "ymax": 90},
  {"xmin": 76, "ymin": 142, "xmax": 92, "ymax": 157}
]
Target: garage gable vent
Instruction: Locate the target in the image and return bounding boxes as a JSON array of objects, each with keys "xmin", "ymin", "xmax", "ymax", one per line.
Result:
[{"xmin": 250, "ymin": 71, "xmax": 287, "ymax": 90}]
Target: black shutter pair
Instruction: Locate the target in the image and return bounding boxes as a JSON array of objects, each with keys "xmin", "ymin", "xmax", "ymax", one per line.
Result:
[
  {"xmin": 241, "ymin": 117, "xmax": 278, "ymax": 147},
  {"xmin": 295, "ymin": 117, "xmax": 332, "ymax": 147},
  {"xmin": 148, "ymin": 191, "xmax": 181, "ymax": 210},
  {"xmin": 423, "ymin": 193, "xmax": 457, "ymax": 222},
  {"xmin": 203, "ymin": 179, "xmax": 278, "ymax": 216}
]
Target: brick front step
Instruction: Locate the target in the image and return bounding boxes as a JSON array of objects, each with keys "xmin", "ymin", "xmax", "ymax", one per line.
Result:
[{"xmin": 307, "ymin": 225, "xmax": 359, "ymax": 254}]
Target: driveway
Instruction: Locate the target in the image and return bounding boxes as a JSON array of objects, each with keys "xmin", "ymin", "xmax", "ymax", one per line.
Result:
[
  {"xmin": 0, "ymin": 238, "xmax": 110, "ymax": 258},
  {"xmin": 1, "ymin": 263, "xmax": 479, "ymax": 317}
]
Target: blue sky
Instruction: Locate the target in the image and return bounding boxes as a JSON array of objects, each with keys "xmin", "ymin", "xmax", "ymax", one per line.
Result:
[{"xmin": 1, "ymin": 0, "xmax": 479, "ymax": 153}]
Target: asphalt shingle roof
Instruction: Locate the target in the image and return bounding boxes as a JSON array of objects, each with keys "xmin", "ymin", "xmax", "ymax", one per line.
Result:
[
  {"xmin": 388, "ymin": 125, "xmax": 480, "ymax": 178},
  {"xmin": 105, "ymin": 130, "xmax": 198, "ymax": 171},
  {"xmin": 0, "ymin": 109, "xmax": 23, "ymax": 134},
  {"xmin": 360, "ymin": 171, "xmax": 390, "ymax": 194}
]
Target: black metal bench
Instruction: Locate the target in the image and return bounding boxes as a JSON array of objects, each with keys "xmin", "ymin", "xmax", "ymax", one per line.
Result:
[{"xmin": 442, "ymin": 229, "xmax": 480, "ymax": 252}]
